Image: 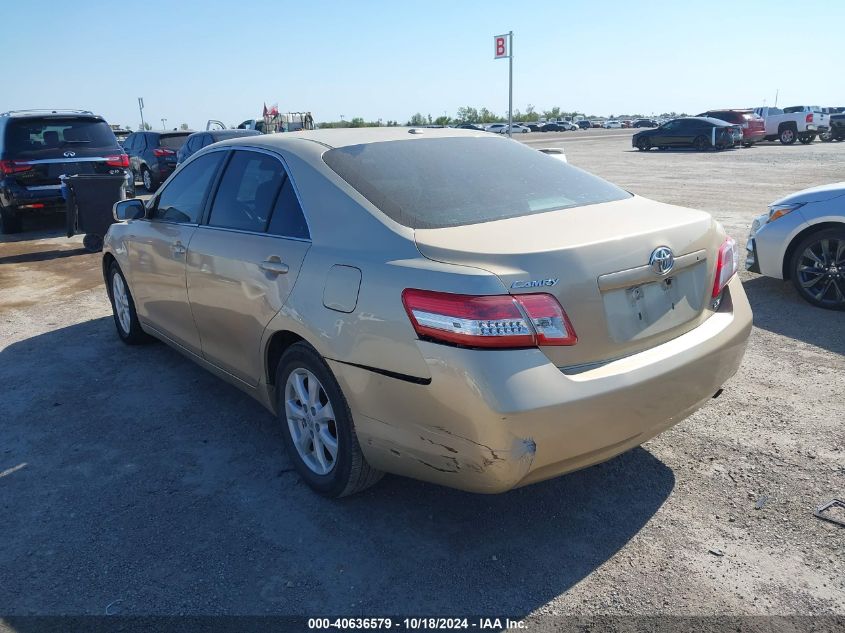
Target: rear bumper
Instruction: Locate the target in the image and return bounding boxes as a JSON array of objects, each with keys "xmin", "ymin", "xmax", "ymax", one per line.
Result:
[
  {"xmin": 742, "ymin": 130, "xmax": 766, "ymax": 143},
  {"xmin": 0, "ymin": 182, "xmax": 65, "ymax": 211},
  {"xmin": 331, "ymin": 276, "xmax": 752, "ymax": 493}
]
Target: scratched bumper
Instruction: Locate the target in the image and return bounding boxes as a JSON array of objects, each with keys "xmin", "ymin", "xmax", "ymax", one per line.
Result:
[{"xmin": 329, "ymin": 276, "xmax": 751, "ymax": 493}]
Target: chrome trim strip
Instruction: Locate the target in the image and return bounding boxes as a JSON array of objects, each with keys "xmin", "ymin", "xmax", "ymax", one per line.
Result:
[
  {"xmin": 597, "ymin": 249, "xmax": 707, "ymax": 292},
  {"xmin": 16, "ymin": 156, "xmax": 115, "ymax": 165},
  {"xmin": 195, "ymin": 224, "xmax": 312, "ymax": 243},
  {"xmin": 25, "ymin": 184, "xmax": 63, "ymax": 191}
]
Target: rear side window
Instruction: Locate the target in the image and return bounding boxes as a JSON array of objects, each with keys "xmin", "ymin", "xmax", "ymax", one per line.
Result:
[
  {"xmin": 323, "ymin": 137, "xmax": 630, "ymax": 229},
  {"xmin": 154, "ymin": 152, "xmax": 223, "ymax": 223},
  {"xmin": 158, "ymin": 134, "xmax": 190, "ymax": 150},
  {"xmin": 208, "ymin": 150, "xmax": 284, "ymax": 232},
  {"xmin": 267, "ymin": 178, "xmax": 309, "ymax": 239},
  {"xmin": 4, "ymin": 118, "xmax": 118, "ymax": 157}
]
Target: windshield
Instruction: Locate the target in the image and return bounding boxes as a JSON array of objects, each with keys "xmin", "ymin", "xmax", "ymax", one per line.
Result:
[
  {"xmin": 323, "ymin": 137, "xmax": 631, "ymax": 229},
  {"xmin": 4, "ymin": 118, "xmax": 118, "ymax": 157}
]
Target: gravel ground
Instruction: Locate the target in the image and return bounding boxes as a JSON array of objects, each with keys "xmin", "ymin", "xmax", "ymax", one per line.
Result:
[{"xmin": 0, "ymin": 130, "xmax": 843, "ymax": 619}]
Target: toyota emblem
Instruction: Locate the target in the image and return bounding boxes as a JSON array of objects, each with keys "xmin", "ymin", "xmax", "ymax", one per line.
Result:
[
  {"xmin": 63, "ymin": 151, "xmax": 76, "ymax": 158},
  {"xmin": 649, "ymin": 246, "xmax": 674, "ymax": 275}
]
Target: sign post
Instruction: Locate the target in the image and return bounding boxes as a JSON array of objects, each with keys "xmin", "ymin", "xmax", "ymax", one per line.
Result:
[{"xmin": 494, "ymin": 32, "xmax": 513, "ymax": 137}]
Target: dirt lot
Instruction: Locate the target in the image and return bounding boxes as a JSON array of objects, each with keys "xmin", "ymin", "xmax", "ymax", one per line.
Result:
[{"xmin": 0, "ymin": 130, "xmax": 843, "ymax": 619}]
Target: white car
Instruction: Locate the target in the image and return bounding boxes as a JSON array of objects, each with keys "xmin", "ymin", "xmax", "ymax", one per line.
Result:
[
  {"xmin": 603, "ymin": 120, "xmax": 623, "ymax": 129},
  {"xmin": 746, "ymin": 182, "xmax": 845, "ymax": 309},
  {"xmin": 556, "ymin": 120, "xmax": 579, "ymax": 131},
  {"xmin": 485, "ymin": 124, "xmax": 507, "ymax": 134},
  {"xmin": 497, "ymin": 124, "xmax": 530, "ymax": 134}
]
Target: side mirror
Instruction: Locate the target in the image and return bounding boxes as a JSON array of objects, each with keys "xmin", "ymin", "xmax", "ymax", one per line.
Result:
[{"xmin": 113, "ymin": 198, "xmax": 146, "ymax": 222}]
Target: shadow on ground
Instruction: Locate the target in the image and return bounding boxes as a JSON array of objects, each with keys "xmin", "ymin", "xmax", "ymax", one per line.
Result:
[
  {"xmin": 742, "ymin": 274, "xmax": 845, "ymax": 354},
  {"xmin": 0, "ymin": 317, "xmax": 674, "ymax": 616}
]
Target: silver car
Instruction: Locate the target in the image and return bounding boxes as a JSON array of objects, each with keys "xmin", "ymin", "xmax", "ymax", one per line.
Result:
[{"xmin": 746, "ymin": 182, "xmax": 845, "ymax": 309}]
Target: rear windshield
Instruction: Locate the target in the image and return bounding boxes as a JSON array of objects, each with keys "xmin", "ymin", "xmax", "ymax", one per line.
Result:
[
  {"xmin": 783, "ymin": 106, "xmax": 806, "ymax": 113},
  {"xmin": 158, "ymin": 134, "xmax": 190, "ymax": 150},
  {"xmin": 707, "ymin": 111, "xmax": 742, "ymax": 123},
  {"xmin": 323, "ymin": 137, "xmax": 631, "ymax": 229},
  {"xmin": 4, "ymin": 118, "xmax": 118, "ymax": 157}
]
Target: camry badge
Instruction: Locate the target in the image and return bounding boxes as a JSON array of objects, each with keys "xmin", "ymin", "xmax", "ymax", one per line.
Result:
[
  {"xmin": 511, "ymin": 278, "xmax": 559, "ymax": 289},
  {"xmin": 649, "ymin": 246, "xmax": 674, "ymax": 275},
  {"xmin": 63, "ymin": 151, "xmax": 76, "ymax": 158}
]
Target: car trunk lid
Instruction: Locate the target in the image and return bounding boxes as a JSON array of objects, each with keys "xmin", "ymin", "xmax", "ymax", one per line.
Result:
[{"xmin": 414, "ymin": 196, "xmax": 723, "ymax": 367}]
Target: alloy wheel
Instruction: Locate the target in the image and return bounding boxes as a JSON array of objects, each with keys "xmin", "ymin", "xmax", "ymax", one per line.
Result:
[
  {"xmin": 796, "ymin": 238, "xmax": 845, "ymax": 307},
  {"xmin": 142, "ymin": 169, "xmax": 153, "ymax": 191},
  {"xmin": 111, "ymin": 273, "xmax": 132, "ymax": 334},
  {"xmin": 284, "ymin": 368, "xmax": 339, "ymax": 475}
]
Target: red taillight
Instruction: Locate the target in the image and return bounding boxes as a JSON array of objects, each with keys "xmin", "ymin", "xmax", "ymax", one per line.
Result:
[
  {"xmin": 806, "ymin": 113, "xmax": 813, "ymax": 123},
  {"xmin": 105, "ymin": 154, "xmax": 130, "ymax": 168},
  {"xmin": 153, "ymin": 148, "xmax": 175, "ymax": 157},
  {"xmin": 712, "ymin": 236, "xmax": 739, "ymax": 299},
  {"xmin": 0, "ymin": 159, "xmax": 32, "ymax": 176},
  {"xmin": 401, "ymin": 289, "xmax": 577, "ymax": 349}
]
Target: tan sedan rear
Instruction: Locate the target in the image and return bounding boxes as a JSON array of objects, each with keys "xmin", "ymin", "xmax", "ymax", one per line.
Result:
[{"xmin": 103, "ymin": 128, "xmax": 752, "ymax": 496}]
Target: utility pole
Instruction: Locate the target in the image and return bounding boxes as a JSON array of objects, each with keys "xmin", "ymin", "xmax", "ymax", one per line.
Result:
[
  {"xmin": 508, "ymin": 31, "xmax": 513, "ymax": 138},
  {"xmin": 161, "ymin": 118, "xmax": 167, "ymax": 130},
  {"xmin": 138, "ymin": 97, "xmax": 145, "ymax": 130}
]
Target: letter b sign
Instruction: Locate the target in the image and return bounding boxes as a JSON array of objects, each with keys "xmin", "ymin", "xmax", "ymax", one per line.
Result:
[{"xmin": 494, "ymin": 34, "xmax": 509, "ymax": 59}]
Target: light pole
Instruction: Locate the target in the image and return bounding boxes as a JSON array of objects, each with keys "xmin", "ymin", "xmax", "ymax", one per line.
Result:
[
  {"xmin": 138, "ymin": 97, "xmax": 145, "ymax": 130},
  {"xmin": 161, "ymin": 118, "xmax": 167, "ymax": 130}
]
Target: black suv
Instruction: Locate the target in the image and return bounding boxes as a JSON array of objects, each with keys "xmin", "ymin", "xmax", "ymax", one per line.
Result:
[
  {"xmin": 122, "ymin": 131, "xmax": 191, "ymax": 193},
  {"xmin": 0, "ymin": 110, "xmax": 130, "ymax": 234}
]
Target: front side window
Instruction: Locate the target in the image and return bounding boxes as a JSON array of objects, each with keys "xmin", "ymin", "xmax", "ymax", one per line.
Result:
[
  {"xmin": 323, "ymin": 137, "xmax": 629, "ymax": 229},
  {"xmin": 153, "ymin": 152, "xmax": 223, "ymax": 223},
  {"xmin": 208, "ymin": 150, "xmax": 284, "ymax": 232}
]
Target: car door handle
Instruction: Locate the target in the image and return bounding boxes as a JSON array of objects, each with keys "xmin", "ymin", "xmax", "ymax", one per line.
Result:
[
  {"xmin": 260, "ymin": 257, "xmax": 289, "ymax": 275},
  {"xmin": 171, "ymin": 241, "xmax": 187, "ymax": 256}
]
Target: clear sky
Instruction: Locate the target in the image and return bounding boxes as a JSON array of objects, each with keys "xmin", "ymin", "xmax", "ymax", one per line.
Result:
[{"xmin": 3, "ymin": 0, "xmax": 842, "ymax": 129}]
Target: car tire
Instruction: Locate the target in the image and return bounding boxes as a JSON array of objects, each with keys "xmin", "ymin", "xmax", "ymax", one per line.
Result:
[
  {"xmin": 658, "ymin": 146, "xmax": 668, "ymax": 151},
  {"xmin": 779, "ymin": 127, "xmax": 797, "ymax": 145},
  {"xmin": 789, "ymin": 227, "xmax": 845, "ymax": 311},
  {"xmin": 693, "ymin": 136, "xmax": 709, "ymax": 151},
  {"xmin": 82, "ymin": 234, "xmax": 103, "ymax": 252},
  {"xmin": 107, "ymin": 262, "xmax": 152, "ymax": 344},
  {"xmin": 0, "ymin": 204, "xmax": 23, "ymax": 234},
  {"xmin": 277, "ymin": 342, "xmax": 383, "ymax": 497},
  {"xmin": 636, "ymin": 137, "xmax": 651, "ymax": 151},
  {"xmin": 819, "ymin": 130, "xmax": 833, "ymax": 142},
  {"xmin": 798, "ymin": 133, "xmax": 815, "ymax": 145},
  {"xmin": 742, "ymin": 142, "xmax": 753, "ymax": 148},
  {"xmin": 141, "ymin": 167, "xmax": 157, "ymax": 192}
]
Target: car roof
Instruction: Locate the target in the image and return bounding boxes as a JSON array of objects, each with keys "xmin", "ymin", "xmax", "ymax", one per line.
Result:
[{"xmin": 204, "ymin": 127, "xmax": 500, "ymax": 158}]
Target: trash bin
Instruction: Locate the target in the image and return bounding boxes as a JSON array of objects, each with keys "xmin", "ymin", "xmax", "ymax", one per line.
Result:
[{"xmin": 61, "ymin": 173, "xmax": 126, "ymax": 252}]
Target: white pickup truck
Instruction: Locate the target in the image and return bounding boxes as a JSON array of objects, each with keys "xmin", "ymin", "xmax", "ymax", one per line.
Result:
[{"xmin": 753, "ymin": 106, "xmax": 829, "ymax": 144}]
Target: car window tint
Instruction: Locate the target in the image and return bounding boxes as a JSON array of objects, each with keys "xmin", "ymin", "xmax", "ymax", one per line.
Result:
[
  {"xmin": 208, "ymin": 150, "xmax": 283, "ymax": 232},
  {"xmin": 154, "ymin": 152, "xmax": 223, "ymax": 223},
  {"xmin": 267, "ymin": 176, "xmax": 310, "ymax": 239}
]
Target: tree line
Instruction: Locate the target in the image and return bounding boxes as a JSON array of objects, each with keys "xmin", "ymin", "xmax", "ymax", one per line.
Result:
[{"xmin": 317, "ymin": 106, "xmax": 690, "ymax": 128}]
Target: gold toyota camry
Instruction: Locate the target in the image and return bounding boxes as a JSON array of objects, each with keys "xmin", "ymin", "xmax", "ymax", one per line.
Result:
[{"xmin": 103, "ymin": 128, "xmax": 752, "ymax": 497}]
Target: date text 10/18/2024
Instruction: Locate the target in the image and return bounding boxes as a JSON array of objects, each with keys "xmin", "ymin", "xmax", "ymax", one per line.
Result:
[{"xmin": 308, "ymin": 618, "xmax": 526, "ymax": 630}]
